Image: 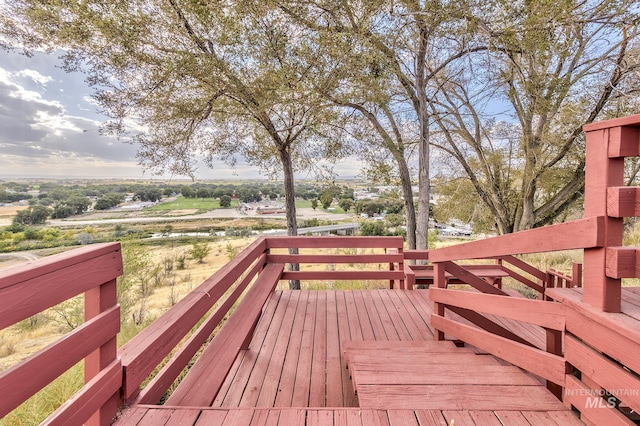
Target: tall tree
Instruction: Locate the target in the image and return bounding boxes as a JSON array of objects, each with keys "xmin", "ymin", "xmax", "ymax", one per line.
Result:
[
  {"xmin": 2, "ymin": 1, "xmax": 348, "ymax": 288},
  {"xmin": 429, "ymin": 0, "xmax": 640, "ymax": 233},
  {"xmin": 280, "ymin": 0, "xmax": 486, "ymax": 249}
]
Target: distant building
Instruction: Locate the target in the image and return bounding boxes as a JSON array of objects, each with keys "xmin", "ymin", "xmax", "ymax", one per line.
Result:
[{"xmin": 256, "ymin": 204, "xmax": 286, "ymax": 215}]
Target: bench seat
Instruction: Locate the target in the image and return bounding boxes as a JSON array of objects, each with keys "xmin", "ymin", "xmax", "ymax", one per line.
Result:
[{"xmin": 405, "ymin": 264, "xmax": 509, "ymax": 289}]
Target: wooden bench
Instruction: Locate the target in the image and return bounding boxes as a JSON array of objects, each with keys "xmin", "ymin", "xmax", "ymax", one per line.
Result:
[
  {"xmin": 404, "ymin": 264, "xmax": 509, "ymax": 290},
  {"xmin": 165, "ymin": 263, "xmax": 284, "ymax": 406}
]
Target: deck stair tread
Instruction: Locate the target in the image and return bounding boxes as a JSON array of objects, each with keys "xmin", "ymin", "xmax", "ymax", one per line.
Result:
[{"xmin": 344, "ymin": 340, "xmax": 568, "ymax": 411}]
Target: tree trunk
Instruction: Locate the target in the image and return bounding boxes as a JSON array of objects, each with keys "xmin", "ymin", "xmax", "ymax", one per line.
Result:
[
  {"xmin": 416, "ymin": 123, "xmax": 430, "ymax": 250},
  {"xmin": 398, "ymin": 159, "xmax": 417, "ymax": 249},
  {"xmin": 279, "ymin": 145, "xmax": 300, "ymax": 290},
  {"xmin": 415, "ymin": 25, "xmax": 430, "ymax": 251}
]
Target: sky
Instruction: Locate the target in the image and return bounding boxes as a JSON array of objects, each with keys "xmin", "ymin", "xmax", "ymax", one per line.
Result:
[{"xmin": 0, "ymin": 49, "xmax": 361, "ymax": 181}]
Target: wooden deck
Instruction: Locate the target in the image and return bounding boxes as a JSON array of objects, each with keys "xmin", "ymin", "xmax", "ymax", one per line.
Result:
[
  {"xmin": 116, "ymin": 407, "xmax": 584, "ymax": 425},
  {"xmin": 114, "ymin": 290, "xmax": 582, "ymax": 425}
]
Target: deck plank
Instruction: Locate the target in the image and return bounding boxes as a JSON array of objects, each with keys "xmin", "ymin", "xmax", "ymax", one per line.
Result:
[
  {"xmin": 166, "ymin": 408, "xmax": 200, "ymax": 425},
  {"xmin": 375, "ymin": 290, "xmax": 412, "ymax": 340},
  {"xmin": 386, "ymin": 290, "xmax": 431, "ymax": 340},
  {"xmin": 307, "ymin": 409, "xmax": 333, "ymax": 426},
  {"xmin": 309, "ymin": 291, "xmax": 328, "ymax": 407},
  {"xmin": 353, "ymin": 290, "xmax": 376, "ymax": 340},
  {"xmin": 361, "ymin": 290, "xmax": 388, "ymax": 340},
  {"xmin": 256, "ymin": 291, "xmax": 301, "ymax": 407},
  {"xmin": 291, "ymin": 291, "xmax": 317, "ymax": 407},
  {"xmin": 387, "ymin": 409, "xmax": 420, "ymax": 425},
  {"xmin": 214, "ymin": 291, "xmax": 283, "ymax": 407},
  {"xmin": 356, "ymin": 384, "xmax": 566, "ymax": 410},
  {"xmin": 229, "ymin": 291, "xmax": 290, "ymax": 407},
  {"xmin": 493, "ymin": 410, "xmax": 532, "ymax": 425},
  {"xmin": 361, "ymin": 409, "xmax": 391, "ymax": 426},
  {"xmin": 116, "ymin": 290, "xmax": 582, "ymax": 424},
  {"xmin": 325, "ymin": 291, "xmax": 344, "ymax": 407},
  {"xmin": 414, "ymin": 410, "xmax": 448, "ymax": 426},
  {"xmin": 469, "ymin": 411, "xmax": 503, "ymax": 425},
  {"xmin": 442, "ymin": 410, "xmax": 475, "ymax": 426},
  {"xmin": 370, "ymin": 290, "xmax": 402, "ymax": 340},
  {"xmin": 193, "ymin": 409, "xmax": 227, "ymax": 425},
  {"xmin": 351, "ymin": 364, "xmax": 541, "ymax": 386},
  {"xmin": 335, "ymin": 291, "xmax": 358, "ymax": 407},
  {"xmin": 344, "ymin": 291, "xmax": 363, "ymax": 341},
  {"xmin": 275, "ymin": 291, "xmax": 309, "ymax": 406}
]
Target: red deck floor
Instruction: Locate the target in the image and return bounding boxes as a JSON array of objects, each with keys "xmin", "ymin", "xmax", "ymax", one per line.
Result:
[{"xmin": 114, "ymin": 290, "xmax": 584, "ymax": 425}]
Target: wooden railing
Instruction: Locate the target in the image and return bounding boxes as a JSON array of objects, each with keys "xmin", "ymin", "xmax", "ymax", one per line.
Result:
[
  {"xmin": 118, "ymin": 236, "xmax": 404, "ymax": 406},
  {"xmin": 0, "ymin": 242, "xmax": 123, "ymax": 426},
  {"xmin": 429, "ymin": 114, "xmax": 640, "ymax": 424},
  {"xmin": 2, "ymin": 115, "xmax": 639, "ymax": 425},
  {"xmin": 0, "ymin": 236, "xmax": 404, "ymax": 423}
]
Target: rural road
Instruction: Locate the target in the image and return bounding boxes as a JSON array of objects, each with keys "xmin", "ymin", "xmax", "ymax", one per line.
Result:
[{"xmin": 45, "ymin": 208, "xmax": 354, "ymax": 228}]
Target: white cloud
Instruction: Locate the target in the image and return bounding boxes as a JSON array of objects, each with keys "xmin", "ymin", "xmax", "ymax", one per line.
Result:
[{"xmin": 16, "ymin": 69, "xmax": 53, "ymax": 87}]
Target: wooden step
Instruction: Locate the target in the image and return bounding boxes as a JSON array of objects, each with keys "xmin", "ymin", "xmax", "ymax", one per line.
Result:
[
  {"xmin": 355, "ymin": 384, "xmax": 567, "ymax": 410},
  {"xmin": 343, "ymin": 340, "xmax": 567, "ymax": 411}
]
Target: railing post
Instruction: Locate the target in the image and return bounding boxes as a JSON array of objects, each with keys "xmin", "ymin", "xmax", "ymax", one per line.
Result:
[
  {"xmin": 545, "ymin": 328, "xmax": 563, "ymax": 399},
  {"xmin": 85, "ymin": 278, "xmax": 120, "ymax": 425},
  {"xmin": 571, "ymin": 262, "xmax": 582, "ymax": 288},
  {"xmin": 433, "ymin": 262, "xmax": 446, "ymax": 341},
  {"xmin": 583, "ymin": 124, "xmax": 626, "ymax": 312}
]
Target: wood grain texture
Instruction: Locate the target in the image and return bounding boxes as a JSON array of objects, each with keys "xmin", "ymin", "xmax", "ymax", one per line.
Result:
[
  {"xmin": 0, "ymin": 306, "xmax": 120, "ymax": 418},
  {"xmin": 431, "ymin": 315, "xmax": 566, "ymax": 386},
  {"xmin": 166, "ymin": 263, "xmax": 284, "ymax": 406},
  {"xmin": 429, "ymin": 217, "xmax": 604, "ymax": 262},
  {"xmin": 565, "ymin": 335, "xmax": 640, "ymax": 413},
  {"xmin": 119, "ymin": 241, "xmax": 268, "ymax": 400},
  {"xmin": 0, "ymin": 249, "xmax": 122, "ymax": 328},
  {"xmin": 429, "ymin": 288, "xmax": 565, "ymax": 330}
]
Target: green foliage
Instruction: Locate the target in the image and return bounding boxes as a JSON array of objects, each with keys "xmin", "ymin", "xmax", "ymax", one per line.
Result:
[
  {"xmin": 338, "ymin": 198, "xmax": 353, "ymax": 212},
  {"xmin": 310, "ymin": 198, "xmax": 318, "ymax": 210},
  {"xmin": 0, "ymin": 362, "xmax": 83, "ymax": 426},
  {"xmin": 135, "ymin": 188, "xmax": 162, "ymax": 202},
  {"xmin": 94, "ymin": 193, "xmax": 124, "ymax": 210},
  {"xmin": 225, "ymin": 227, "xmax": 252, "ymax": 237},
  {"xmin": 150, "ymin": 197, "xmax": 223, "ymax": 211},
  {"xmin": 319, "ymin": 190, "xmax": 333, "ymax": 209},
  {"xmin": 12, "ymin": 205, "xmax": 52, "ymax": 225},
  {"xmin": 180, "ymin": 186, "xmax": 196, "ymax": 198},
  {"xmin": 219, "ymin": 195, "xmax": 232, "ymax": 208},
  {"xmin": 196, "ymin": 188, "xmax": 211, "ymax": 199},
  {"xmin": 360, "ymin": 221, "xmax": 387, "ymax": 236},
  {"xmin": 225, "ymin": 243, "xmax": 239, "ymax": 260},
  {"xmin": 189, "ymin": 241, "xmax": 211, "ymax": 263},
  {"xmin": 51, "ymin": 297, "xmax": 84, "ymax": 332}
]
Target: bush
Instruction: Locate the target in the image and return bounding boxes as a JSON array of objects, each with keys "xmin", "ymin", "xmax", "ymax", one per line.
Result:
[
  {"xmin": 76, "ymin": 232, "xmax": 94, "ymax": 245},
  {"xmin": 189, "ymin": 241, "xmax": 211, "ymax": 263},
  {"xmin": 360, "ymin": 221, "xmax": 387, "ymax": 236},
  {"xmin": 219, "ymin": 195, "xmax": 232, "ymax": 208}
]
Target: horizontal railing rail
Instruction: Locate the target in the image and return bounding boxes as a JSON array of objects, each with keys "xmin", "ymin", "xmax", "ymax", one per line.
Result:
[
  {"xmin": 0, "ymin": 242, "xmax": 123, "ymax": 425},
  {"xmin": 118, "ymin": 236, "xmax": 270, "ymax": 404},
  {"xmin": 428, "ymin": 217, "xmax": 604, "ymax": 263},
  {"xmin": 118, "ymin": 236, "xmax": 406, "ymax": 406},
  {"xmin": 266, "ymin": 236, "xmax": 405, "ymax": 288}
]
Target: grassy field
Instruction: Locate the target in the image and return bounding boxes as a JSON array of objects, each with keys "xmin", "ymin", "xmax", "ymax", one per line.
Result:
[
  {"xmin": 149, "ymin": 197, "xmax": 238, "ymax": 211},
  {"xmin": 294, "ymin": 199, "xmax": 348, "ymax": 214}
]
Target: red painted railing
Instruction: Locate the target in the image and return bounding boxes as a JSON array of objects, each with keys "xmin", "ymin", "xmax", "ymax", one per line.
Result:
[
  {"xmin": 2, "ymin": 115, "xmax": 639, "ymax": 425},
  {"xmin": 429, "ymin": 114, "xmax": 640, "ymax": 424},
  {"xmin": 0, "ymin": 242, "xmax": 123, "ymax": 425}
]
